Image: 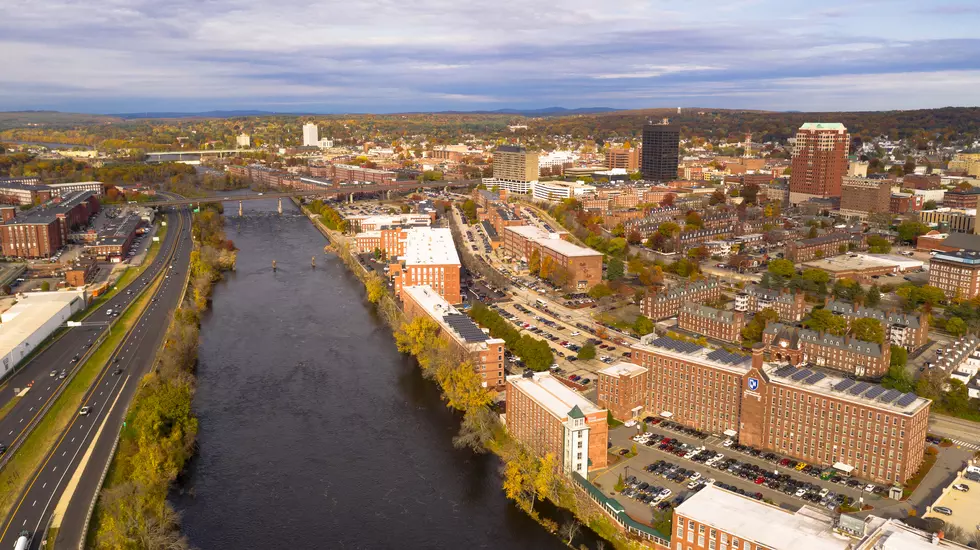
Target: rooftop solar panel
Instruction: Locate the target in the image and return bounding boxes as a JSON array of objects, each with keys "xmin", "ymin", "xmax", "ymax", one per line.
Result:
[
  {"xmin": 849, "ymin": 382, "xmax": 871, "ymax": 395},
  {"xmin": 791, "ymin": 369, "xmax": 813, "ymax": 381},
  {"xmin": 804, "ymin": 372, "xmax": 826, "ymax": 385},
  {"xmin": 895, "ymin": 393, "xmax": 918, "ymax": 407},
  {"xmin": 774, "ymin": 365, "xmax": 797, "ymax": 378},
  {"xmin": 864, "ymin": 386, "xmax": 885, "ymax": 399},
  {"xmin": 444, "ymin": 314, "xmax": 489, "ymax": 342},
  {"xmin": 834, "ymin": 379, "xmax": 855, "ymax": 392},
  {"xmin": 878, "ymin": 389, "xmax": 902, "ymax": 403}
]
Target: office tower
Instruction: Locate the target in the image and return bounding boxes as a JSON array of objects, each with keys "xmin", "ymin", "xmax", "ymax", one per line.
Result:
[
  {"xmin": 640, "ymin": 121, "xmax": 679, "ymax": 182},
  {"xmin": 302, "ymin": 122, "xmax": 319, "ymax": 147},
  {"xmin": 789, "ymin": 122, "xmax": 849, "ymax": 204}
]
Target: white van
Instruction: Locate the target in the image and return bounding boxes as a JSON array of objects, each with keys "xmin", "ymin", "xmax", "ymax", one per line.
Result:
[
  {"xmin": 106, "ymin": 309, "xmax": 113, "ymax": 316},
  {"xmin": 15, "ymin": 531, "xmax": 31, "ymax": 550}
]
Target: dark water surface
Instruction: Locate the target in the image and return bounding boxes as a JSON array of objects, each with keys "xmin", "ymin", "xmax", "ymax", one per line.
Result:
[{"xmin": 172, "ymin": 198, "xmax": 573, "ymax": 549}]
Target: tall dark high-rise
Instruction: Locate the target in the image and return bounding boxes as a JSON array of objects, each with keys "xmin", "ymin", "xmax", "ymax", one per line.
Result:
[{"xmin": 640, "ymin": 121, "xmax": 679, "ymax": 182}]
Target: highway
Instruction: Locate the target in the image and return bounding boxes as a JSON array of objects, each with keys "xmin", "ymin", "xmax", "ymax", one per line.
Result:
[
  {"xmin": 0, "ymin": 209, "xmax": 185, "ymax": 469},
  {"xmin": 0, "ymin": 207, "xmax": 193, "ymax": 549}
]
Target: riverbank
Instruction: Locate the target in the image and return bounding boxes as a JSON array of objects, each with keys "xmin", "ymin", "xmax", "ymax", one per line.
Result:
[
  {"xmin": 88, "ymin": 207, "xmax": 236, "ymax": 548},
  {"xmin": 295, "ymin": 200, "xmax": 644, "ymax": 550}
]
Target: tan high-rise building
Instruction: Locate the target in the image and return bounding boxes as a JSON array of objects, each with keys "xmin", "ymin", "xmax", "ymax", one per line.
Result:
[
  {"xmin": 492, "ymin": 145, "xmax": 539, "ymax": 183},
  {"xmin": 789, "ymin": 123, "xmax": 849, "ymax": 204},
  {"xmin": 840, "ymin": 177, "xmax": 892, "ymax": 216},
  {"xmin": 606, "ymin": 147, "xmax": 640, "ymax": 171}
]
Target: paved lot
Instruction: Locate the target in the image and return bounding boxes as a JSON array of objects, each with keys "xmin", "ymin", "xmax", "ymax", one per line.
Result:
[{"xmin": 922, "ymin": 475, "xmax": 980, "ymax": 533}]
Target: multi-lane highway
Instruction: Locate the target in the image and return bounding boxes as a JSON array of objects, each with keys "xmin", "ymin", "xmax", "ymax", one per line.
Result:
[
  {"xmin": 0, "ymin": 207, "xmax": 193, "ymax": 549},
  {"xmin": 0, "ymin": 210, "xmax": 183, "ymax": 470}
]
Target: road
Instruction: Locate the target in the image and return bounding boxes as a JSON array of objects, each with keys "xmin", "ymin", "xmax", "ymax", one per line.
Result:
[
  {"xmin": 0, "ymin": 207, "xmax": 193, "ymax": 549},
  {"xmin": 927, "ymin": 414, "xmax": 980, "ymax": 449},
  {"xmin": 0, "ymin": 212, "xmax": 182, "ymax": 469}
]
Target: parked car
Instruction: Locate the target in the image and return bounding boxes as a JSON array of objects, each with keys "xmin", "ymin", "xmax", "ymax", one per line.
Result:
[{"xmin": 933, "ymin": 506, "xmax": 953, "ymax": 516}]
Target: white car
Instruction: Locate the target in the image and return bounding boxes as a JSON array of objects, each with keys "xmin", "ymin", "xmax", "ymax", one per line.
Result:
[
  {"xmin": 819, "ymin": 488, "xmax": 829, "ymax": 498},
  {"xmin": 722, "ymin": 439, "xmax": 733, "ymax": 447},
  {"xmin": 689, "ymin": 472, "xmax": 702, "ymax": 482},
  {"xmin": 624, "ymin": 420, "xmax": 637, "ymax": 428},
  {"xmin": 795, "ymin": 488, "xmax": 807, "ymax": 498},
  {"xmin": 864, "ymin": 484, "xmax": 876, "ymax": 493},
  {"xmin": 79, "ymin": 406, "xmax": 91, "ymax": 416},
  {"xmin": 659, "ymin": 488, "xmax": 672, "ymax": 498}
]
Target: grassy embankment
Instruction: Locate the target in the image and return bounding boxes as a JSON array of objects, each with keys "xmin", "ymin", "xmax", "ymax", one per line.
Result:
[{"xmin": 0, "ymin": 264, "xmax": 163, "ymax": 523}]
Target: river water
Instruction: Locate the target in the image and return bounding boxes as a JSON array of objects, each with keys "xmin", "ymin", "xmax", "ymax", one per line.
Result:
[{"xmin": 171, "ymin": 197, "xmax": 575, "ymax": 549}]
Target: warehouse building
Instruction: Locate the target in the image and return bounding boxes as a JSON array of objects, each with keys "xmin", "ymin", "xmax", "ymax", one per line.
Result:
[{"xmin": 0, "ymin": 290, "xmax": 88, "ymax": 379}]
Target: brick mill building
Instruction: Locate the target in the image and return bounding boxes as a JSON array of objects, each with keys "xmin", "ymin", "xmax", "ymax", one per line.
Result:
[
  {"xmin": 677, "ymin": 302, "xmax": 746, "ymax": 343},
  {"xmin": 505, "ymin": 371, "xmax": 608, "ymax": 476},
  {"xmin": 389, "ymin": 227, "xmax": 462, "ymax": 304},
  {"xmin": 824, "ymin": 300, "xmax": 930, "ymax": 351},
  {"xmin": 641, "ymin": 280, "xmax": 723, "ymax": 321},
  {"xmin": 401, "ymin": 285, "xmax": 506, "ymax": 388},
  {"xmin": 762, "ymin": 323, "xmax": 891, "ymax": 378},
  {"xmin": 839, "ymin": 177, "xmax": 892, "ymax": 217},
  {"xmin": 789, "ymin": 122, "xmax": 850, "ymax": 204},
  {"xmin": 786, "ymin": 232, "xmax": 866, "ymax": 262},
  {"xmin": 0, "ymin": 191, "xmax": 100, "ymax": 259},
  {"xmin": 502, "ymin": 225, "xmax": 603, "ymax": 291},
  {"xmin": 928, "ymin": 250, "xmax": 980, "ymax": 300},
  {"xmin": 734, "ymin": 285, "xmax": 807, "ymax": 322},
  {"xmin": 627, "ymin": 336, "xmax": 930, "ymax": 484},
  {"xmin": 597, "ymin": 362, "xmax": 648, "ymax": 421}
]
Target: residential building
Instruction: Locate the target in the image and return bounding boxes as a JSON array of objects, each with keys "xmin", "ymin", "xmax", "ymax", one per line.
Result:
[
  {"xmin": 641, "ymin": 122, "xmax": 680, "ymax": 182},
  {"xmin": 824, "ymin": 300, "xmax": 929, "ymax": 351},
  {"xmin": 629, "ymin": 336, "xmax": 930, "ymax": 484},
  {"xmin": 0, "ymin": 191, "xmax": 100, "ymax": 258},
  {"xmin": 789, "ymin": 123, "xmax": 849, "ymax": 204},
  {"xmin": 762, "ymin": 323, "xmax": 891, "ymax": 378},
  {"xmin": 943, "ymin": 187, "xmax": 980, "ymax": 209},
  {"xmin": 236, "ymin": 133, "xmax": 251, "ymax": 148},
  {"xmin": 949, "ymin": 152, "xmax": 980, "ymax": 177},
  {"xmin": 331, "ymin": 164, "xmax": 396, "ymax": 185},
  {"xmin": 677, "ymin": 302, "xmax": 746, "ymax": 343},
  {"xmin": 641, "ymin": 280, "xmax": 723, "ymax": 321},
  {"xmin": 929, "ymin": 250, "xmax": 980, "ymax": 300},
  {"xmin": 889, "ymin": 192, "xmax": 923, "ymax": 214},
  {"xmin": 786, "ymin": 232, "xmax": 866, "ymax": 262},
  {"xmin": 388, "ymin": 227, "xmax": 462, "ymax": 304},
  {"xmin": 348, "ymin": 213, "xmax": 432, "ymax": 232},
  {"xmin": 531, "ymin": 180, "xmax": 596, "ymax": 202},
  {"xmin": 839, "ymin": 178, "xmax": 892, "ymax": 217},
  {"xmin": 302, "ymin": 122, "xmax": 319, "ymax": 147},
  {"xmin": 401, "ymin": 285, "xmax": 506, "ymax": 388},
  {"xmin": 484, "ymin": 145, "xmax": 539, "ymax": 194},
  {"xmin": 47, "ymin": 181, "xmax": 103, "ymax": 196},
  {"xmin": 676, "ymin": 227, "xmax": 734, "ymax": 251},
  {"xmin": 84, "ymin": 214, "xmax": 142, "ymax": 261},
  {"xmin": 596, "ymin": 362, "xmax": 648, "ymax": 421},
  {"xmin": 606, "ymin": 147, "xmax": 640, "ymax": 171},
  {"xmin": 918, "ymin": 208, "xmax": 976, "ymax": 233},
  {"xmin": 903, "ymin": 174, "xmax": 942, "ymax": 190},
  {"xmin": 505, "ymin": 371, "xmax": 608, "ymax": 476},
  {"xmin": 502, "ymin": 225, "xmax": 603, "ymax": 290},
  {"xmin": 488, "ymin": 205, "xmax": 524, "ymax": 238},
  {"xmin": 0, "ymin": 182, "xmax": 54, "ymax": 205}
]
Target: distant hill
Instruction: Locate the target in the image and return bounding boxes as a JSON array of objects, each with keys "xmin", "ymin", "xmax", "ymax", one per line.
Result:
[
  {"xmin": 111, "ymin": 110, "xmax": 302, "ymax": 119},
  {"xmin": 111, "ymin": 107, "xmax": 622, "ymax": 118}
]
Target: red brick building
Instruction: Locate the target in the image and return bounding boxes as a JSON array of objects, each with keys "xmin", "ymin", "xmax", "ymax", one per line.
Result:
[
  {"xmin": 889, "ymin": 192, "xmax": 923, "ymax": 214},
  {"xmin": 840, "ymin": 177, "xmax": 891, "ymax": 216},
  {"xmin": 786, "ymin": 232, "xmax": 866, "ymax": 262},
  {"xmin": 824, "ymin": 299, "xmax": 930, "ymax": 351},
  {"xmin": 597, "ymin": 362, "xmax": 648, "ymax": 421},
  {"xmin": 0, "ymin": 191, "xmax": 99, "ymax": 259},
  {"xmin": 642, "ymin": 280, "xmax": 723, "ymax": 321},
  {"xmin": 943, "ymin": 186, "xmax": 980, "ymax": 209},
  {"xmin": 677, "ymin": 302, "xmax": 746, "ymax": 343},
  {"xmin": 734, "ymin": 285, "xmax": 807, "ymax": 322},
  {"xmin": 389, "ymin": 227, "xmax": 461, "ymax": 305},
  {"xmin": 502, "ymin": 225, "xmax": 603, "ymax": 291},
  {"xmin": 506, "ymin": 371, "xmax": 608, "ymax": 476},
  {"xmin": 928, "ymin": 250, "xmax": 980, "ymax": 300},
  {"xmin": 789, "ymin": 123, "xmax": 849, "ymax": 204},
  {"xmin": 762, "ymin": 323, "xmax": 891, "ymax": 378},
  {"xmin": 903, "ymin": 174, "xmax": 941, "ymax": 190}
]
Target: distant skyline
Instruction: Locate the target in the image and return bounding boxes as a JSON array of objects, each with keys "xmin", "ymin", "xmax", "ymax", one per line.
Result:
[{"xmin": 2, "ymin": 0, "xmax": 979, "ymax": 114}]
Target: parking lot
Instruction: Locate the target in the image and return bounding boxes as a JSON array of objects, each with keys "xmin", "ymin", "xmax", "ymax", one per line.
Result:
[{"xmin": 599, "ymin": 418, "xmax": 896, "ymax": 522}]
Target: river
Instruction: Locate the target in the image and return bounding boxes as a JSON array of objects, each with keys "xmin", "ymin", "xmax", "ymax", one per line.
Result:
[{"xmin": 171, "ymin": 197, "xmax": 578, "ymax": 549}]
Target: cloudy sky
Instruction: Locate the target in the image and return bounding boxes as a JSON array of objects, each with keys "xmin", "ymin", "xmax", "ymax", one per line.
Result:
[{"xmin": 2, "ymin": 0, "xmax": 979, "ymax": 113}]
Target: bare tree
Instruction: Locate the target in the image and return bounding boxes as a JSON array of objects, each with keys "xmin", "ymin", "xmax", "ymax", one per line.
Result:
[{"xmin": 560, "ymin": 519, "xmax": 582, "ymax": 546}]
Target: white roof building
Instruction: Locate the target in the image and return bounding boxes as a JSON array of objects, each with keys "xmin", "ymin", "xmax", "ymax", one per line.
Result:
[{"xmin": 402, "ymin": 227, "xmax": 460, "ymax": 266}]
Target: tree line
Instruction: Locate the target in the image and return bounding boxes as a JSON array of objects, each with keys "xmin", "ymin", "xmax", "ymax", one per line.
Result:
[{"xmin": 468, "ymin": 303, "xmax": 555, "ymax": 371}]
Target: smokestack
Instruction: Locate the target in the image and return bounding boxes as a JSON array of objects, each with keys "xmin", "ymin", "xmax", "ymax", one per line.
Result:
[{"xmin": 752, "ymin": 343, "xmax": 765, "ymax": 371}]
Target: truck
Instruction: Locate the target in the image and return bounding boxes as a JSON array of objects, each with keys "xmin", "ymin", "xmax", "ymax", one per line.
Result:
[{"xmin": 15, "ymin": 531, "xmax": 31, "ymax": 550}]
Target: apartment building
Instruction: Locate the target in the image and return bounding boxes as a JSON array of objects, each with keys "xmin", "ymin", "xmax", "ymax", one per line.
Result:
[
  {"xmin": 47, "ymin": 181, "xmax": 104, "ymax": 196},
  {"xmin": 786, "ymin": 232, "xmax": 866, "ymax": 262},
  {"xmin": 918, "ymin": 208, "xmax": 976, "ymax": 233},
  {"xmin": 531, "ymin": 180, "xmax": 596, "ymax": 202},
  {"xmin": 762, "ymin": 323, "xmax": 891, "ymax": 378},
  {"xmin": 0, "ymin": 182, "xmax": 54, "ymax": 205},
  {"xmin": 597, "ymin": 362, "xmax": 648, "ymax": 421},
  {"xmin": 824, "ymin": 300, "xmax": 929, "ymax": 351},
  {"xmin": 734, "ymin": 285, "xmax": 807, "ymax": 322},
  {"xmin": 331, "ymin": 163, "xmax": 397, "ymax": 185},
  {"xmin": 348, "ymin": 213, "xmax": 432, "ymax": 233},
  {"xmin": 889, "ymin": 193, "xmax": 923, "ymax": 214},
  {"xmin": 641, "ymin": 122, "xmax": 680, "ymax": 183},
  {"xmin": 677, "ymin": 302, "xmax": 746, "ymax": 343},
  {"xmin": 641, "ymin": 280, "xmax": 723, "ymax": 321},
  {"xmin": 629, "ymin": 336, "xmax": 929, "ymax": 484},
  {"xmin": 401, "ymin": 285, "xmax": 506, "ymax": 388},
  {"xmin": 928, "ymin": 250, "xmax": 980, "ymax": 300},
  {"xmin": 0, "ymin": 191, "xmax": 100, "ymax": 258},
  {"xmin": 484, "ymin": 145, "xmax": 539, "ymax": 194},
  {"xmin": 386, "ymin": 227, "xmax": 462, "ymax": 304},
  {"xmin": 789, "ymin": 123, "xmax": 850, "ymax": 204},
  {"xmin": 676, "ymin": 227, "xmax": 734, "ymax": 250},
  {"xmin": 839, "ymin": 178, "xmax": 892, "ymax": 217},
  {"xmin": 942, "ymin": 187, "xmax": 980, "ymax": 209},
  {"xmin": 505, "ymin": 371, "xmax": 608, "ymax": 476},
  {"xmin": 502, "ymin": 225, "xmax": 603, "ymax": 290},
  {"xmin": 606, "ymin": 147, "xmax": 640, "ymax": 171}
]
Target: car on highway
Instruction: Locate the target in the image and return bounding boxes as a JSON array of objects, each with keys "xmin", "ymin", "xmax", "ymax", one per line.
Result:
[
  {"xmin": 79, "ymin": 406, "xmax": 91, "ymax": 416},
  {"xmin": 113, "ymin": 368, "xmax": 123, "ymax": 376},
  {"xmin": 50, "ymin": 370, "xmax": 57, "ymax": 377},
  {"xmin": 0, "ymin": 443, "xmax": 6, "ymax": 456}
]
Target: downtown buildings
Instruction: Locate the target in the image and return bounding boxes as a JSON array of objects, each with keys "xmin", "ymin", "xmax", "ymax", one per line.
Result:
[
  {"xmin": 627, "ymin": 337, "xmax": 929, "ymax": 484},
  {"xmin": 483, "ymin": 145, "xmax": 539, "ymax": 194},
  {"xmin": 839, "ymin": 178, "xmax": 892, "ymax": 217},
  {"xmin": 928, "ymin": 250, "xmax": 980, "ymax": 300},
  {"xmin": 641, "ymin": 121, "xmax": 680, "ymax": 183},
  {"xmin": 789, "ymin": 123, "xmax": 850, "ymax": 204}
]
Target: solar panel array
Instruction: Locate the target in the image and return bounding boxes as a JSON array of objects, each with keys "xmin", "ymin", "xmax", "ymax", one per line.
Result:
[
  {"xmin": 849, "ymin": 382, "xmax": 872, "ymax": 396},
  {"xmin": 864, "ymin": 386, "xmax": 885, "ymax": 400},
  {"xmin": 774, "ymin": 365, "xmax": 797, "ymax": 378},
  {"xmin": 706, "ymin": 349, "xmax": 749, "ymax": 365},
  {"xmin": 895, "ymin": 393, "xmax": 918, "ymax": 407},
  {"xmin": 443, "ymin": 314, "xmax": 489, "ymax": 343},
  {"xmin": 834, "ymin": 379, "xmax": 856, "ymax": 392},
  {"xmin": 651, "ymin": 337, "xmax": 703, "ymax": 354},
  {"xmin": 791, "ymin": 368, "xmax": 813, "ymax": 381},
  {"xmin": 878, "ymin": 389, "xmax": 902, "ymax": 404},
  {"xmin": 804, "ymin": 372, "xmax": 826, "ymax": 385}
]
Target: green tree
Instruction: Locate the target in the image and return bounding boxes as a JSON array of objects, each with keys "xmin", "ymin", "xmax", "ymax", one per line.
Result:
[
  {"xmin": 588, "ymin": 283, "xmax": 614, "ymax": 300},
  {"xmin": 890, "ymin": 345, "xmax": 908, "ymax": 369},
  {"xmin": 897, "ymin": 220, "xmax": 929, "ymax": 242},
  {"xmin": 851, "ymin": 317, "xmax": 885, "ymax": 344},
  {"xmin": 866, "ymin": 285, "xmax": 882, "ymax": 308},
  {"xmin": 578, "ymin": 343, "xmax": 597, "ymax": 360},
  {"xmin": 807, "ymin": 226, "xmax": 819, "ymax": 238},
  {"xmin": 881, "ymin": 349, "xmax": 914, "ymax": 394},
  {"xmin": 742, "ymin": 308, "xmax": 779, "ymax": 343},
  {"xmin": 922, "ymin": 200, "xmax": 937, "ymax": 211},
  {"xmin": 657, "ymin": 221, "xmax": 680, "ymax": 238},
  {"xmin": 867, "ymin": 235, "xmax": 892, "ymax": 254},
  {"xmin": 606, "ymin": 257, "xmax": 625, "ymax": 281},
  {"xmin": 767, "ymin": 258, "xmax": 796, "ymax": 279},
  {"xmin": 633, "ymin": 315, "xmax": 655, "ymax": 336},
  {"xmin": 804, "ymin": 308, "xmax": 848, "ymax": 336},
  {"xmin": 946, "ymin": 316, "xmax": 968, "ymax": 337},
  {"xmin": 40, "ymin": 281, "xmax": 50, "ymax": 291},
  {"xmin": 943, "ymin": 379, "xmax": 971, "ymax": 414}
]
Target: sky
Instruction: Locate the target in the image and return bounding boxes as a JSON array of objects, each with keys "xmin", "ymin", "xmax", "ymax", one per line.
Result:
[{"xmin": 1, "ymin": 0, "xmax": 979, "ymax": 114}]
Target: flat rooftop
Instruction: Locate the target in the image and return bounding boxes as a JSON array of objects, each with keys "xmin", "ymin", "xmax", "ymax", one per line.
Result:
[
  {"xmin": 503, "ymin": 225, "xmax": 600, "ymax": 257},
  {"xmin": 402, "ymin": 227, "xmax": 460, "ymax": 266},
  {"xmin": 0, "ymin": 291, "xmax": 86, "ymax": 360},
  {"xmin": 922, "ymin": 474, "xmax": 980, "ymax": 535},
  {"xmin": 802, "ymin": 254, "xmax": 904, "ymax": 274},
  {"xmin": 598, "ymin": 362, "xmax": 646, "ymax": 378},
  {"xmin": 675, "ymin": 485, "xmax": 847, "ymax": 550},
  {"xmin": 402, "ymin": 285, "xmax": 501, "ymax": 347},
  {"xmin": 507, "ymin": 371, "xmax": 602, "ymax": 420},
  {"xmin": 633, "ymin": 335, "xmax": 751, "ymax": 375}
]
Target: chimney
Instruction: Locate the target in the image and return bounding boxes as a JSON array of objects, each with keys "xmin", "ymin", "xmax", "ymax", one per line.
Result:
[
  {"xmin": 752, "ymin": 343, "xmax": 765, "ymax": 371},
  {"xmin": 853, "ymin": 302, "xmax": 859, "ymax": 313}
]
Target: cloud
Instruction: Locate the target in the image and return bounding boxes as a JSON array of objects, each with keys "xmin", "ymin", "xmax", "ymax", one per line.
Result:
[{"xmin": 0, "ymin": 0, "xmax": 977, "ymax": 112}]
